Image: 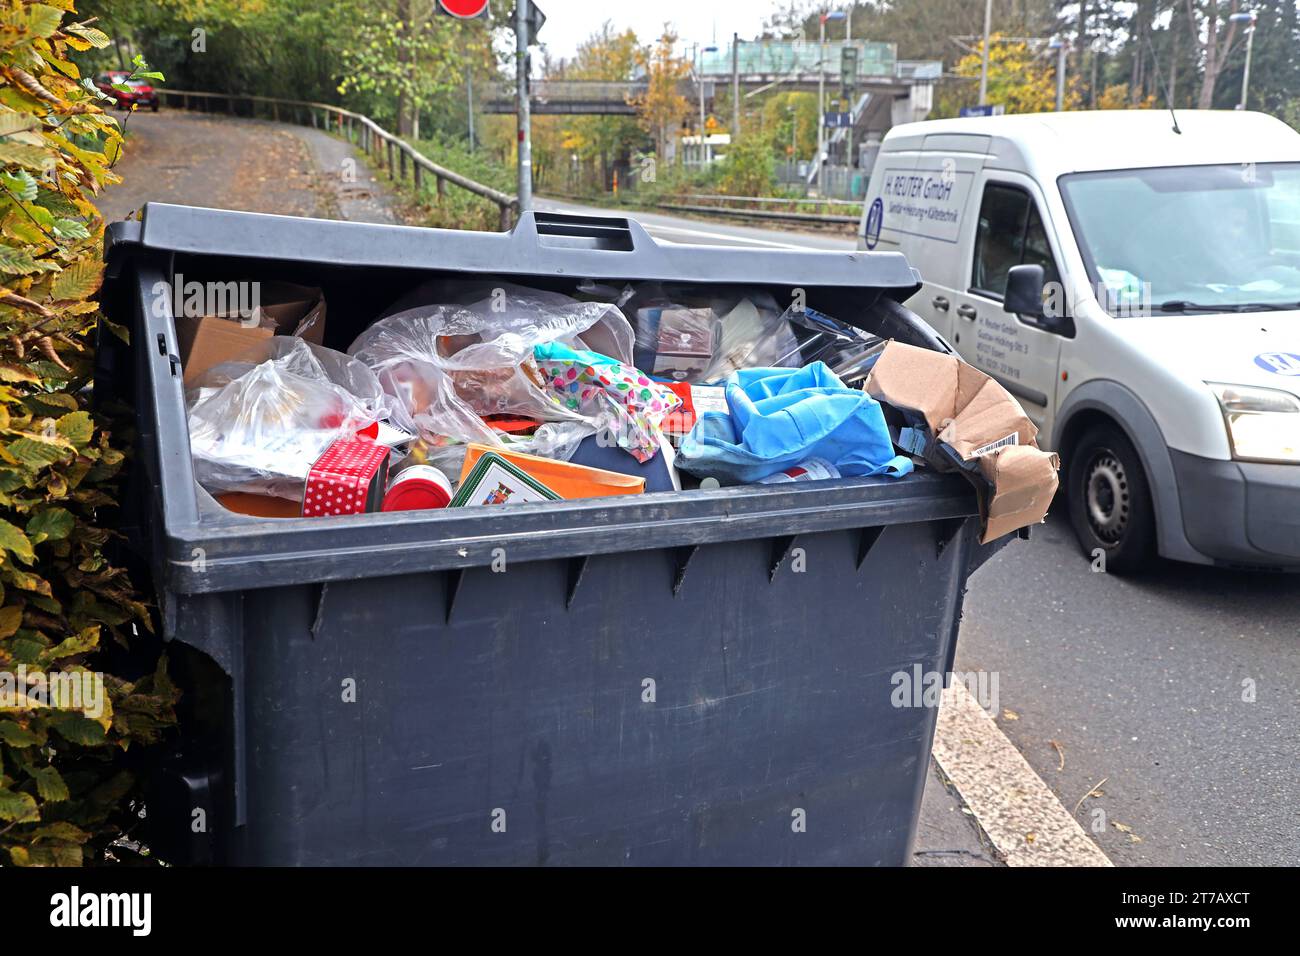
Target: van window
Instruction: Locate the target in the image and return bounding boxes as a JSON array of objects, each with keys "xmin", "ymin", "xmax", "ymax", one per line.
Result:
[
  {"xmin": 1060, "ymin": 162, "xmax": 1300, "ymax": 314},
  {"xmin": 972, "ymin": 184, "xmax": 1061, "ymax": 299}
]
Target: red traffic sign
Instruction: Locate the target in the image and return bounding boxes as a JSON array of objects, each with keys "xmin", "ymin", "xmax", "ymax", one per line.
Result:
[{"xmin": 438, "ymin": 0, "xmax": 489, "ymax": 17}]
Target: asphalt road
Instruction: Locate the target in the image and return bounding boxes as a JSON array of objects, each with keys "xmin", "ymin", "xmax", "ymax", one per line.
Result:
[
  {"xmin": 104, "ymin": 110, "xmax": 1297, "ymax": 867},
  {"xmin": 958, "ymin": 512, "xmax": 1299, "ymax": 866}
]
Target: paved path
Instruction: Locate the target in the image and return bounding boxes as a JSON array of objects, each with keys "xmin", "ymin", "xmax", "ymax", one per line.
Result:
[{"xmin": 99, "ymin": 110, "xmax": 398, "ymax": 225}]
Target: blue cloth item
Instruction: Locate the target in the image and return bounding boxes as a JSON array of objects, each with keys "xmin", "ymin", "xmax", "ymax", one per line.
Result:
[{"xmin": 677, "ymin": 362, "xmax": 913, "ymax": 484}]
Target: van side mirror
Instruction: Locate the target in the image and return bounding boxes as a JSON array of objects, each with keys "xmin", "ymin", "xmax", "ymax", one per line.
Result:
[{"xmin": 1003, "ymin": 263, "xmax": 1045, "ymax": 317}]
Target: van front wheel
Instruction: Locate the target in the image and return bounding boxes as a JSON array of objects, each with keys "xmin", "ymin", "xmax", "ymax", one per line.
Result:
[{"xmin": 1067, "ymin": 424, "xmax": 1156, "ymax": 573}]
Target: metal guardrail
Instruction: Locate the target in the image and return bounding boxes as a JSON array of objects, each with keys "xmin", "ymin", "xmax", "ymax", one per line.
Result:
[
  {"xmin": 158, "ymin": 89, "xmax": 519, "ymax": 229},
  {"xmin": 655, "ymin": 201, "xmax": 859, "ymax": 226},
  {"xmin": 681, "ymin": 193, "xmax": 863, "ymax": 209},
  {"xmin": 539, "ymin": 189, "xmax": 860, "ymax": 228}
]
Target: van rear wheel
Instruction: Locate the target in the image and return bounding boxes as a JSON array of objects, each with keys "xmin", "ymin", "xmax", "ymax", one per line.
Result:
[{"xmin": 1067, "ymin": 424, "xmax": 1156, "ymax": 573}]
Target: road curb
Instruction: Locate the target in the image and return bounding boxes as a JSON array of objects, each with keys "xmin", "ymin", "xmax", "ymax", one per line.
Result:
[{"xmin": 933, "ymin": 682, "xmax": 1113, "ymax": 867}]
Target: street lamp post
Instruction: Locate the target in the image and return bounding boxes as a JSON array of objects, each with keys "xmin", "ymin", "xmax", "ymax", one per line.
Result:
[
  {"xmin": 817, "ymin": 10, "xmax": 844, "ymax": 196},
  {"xmin": 1049, "ymin": 38, "xmax": 1067, "ymax": 112},
  {"xmin": 1230, "ymin": 11, "xmax": 1258, "ymax": 110},
  {"xmin": 692, "ymin": 44, "xmax": 717, "ymax": 166},
  {"xmin": 978, "ymin": 0, "xmax": 993, "ymax": 104}
]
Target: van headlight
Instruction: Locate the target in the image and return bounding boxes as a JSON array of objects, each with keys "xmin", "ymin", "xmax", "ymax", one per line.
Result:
[{"xmin": 1207, "ymin": 383, "xmax": 1300, "ymax": 463}]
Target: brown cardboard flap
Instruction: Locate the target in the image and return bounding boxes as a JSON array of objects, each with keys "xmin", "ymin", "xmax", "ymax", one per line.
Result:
[
  {"xmin": 864, "ymin": 342, "xmax": 962, "ymax": 431},
  {"xmin": 977, "ymin": 446, "xmax": 1060, "ymax": 543},
  {"xmin": 176, "ymin": 316, "xmax": 275, "ymax": 386},
  {"xmin": 250, "ymin": 281, "xmax": 326, "ymax": 344},
  {"xmin": 866, "ymin": 341, "xmax": 1038, "ymax": 455},
  {"xmin": 866, "ymin": 340, "xmax": 1060, "ymax": 542},
  {"xmin": 177, "ymin": 283, "xmax": 326, "ymax": 385}
]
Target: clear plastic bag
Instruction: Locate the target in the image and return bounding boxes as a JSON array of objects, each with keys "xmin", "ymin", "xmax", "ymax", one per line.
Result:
[
  {"xmin": 700, "ymin": 293, "xmax": 800, "ymax": 382},
  {"xmin": 186, "ymin": 337, "xmax": 393, "ymax": 501},
  {"xmin": 349, "ymin": 284, "xmax": 631, "ymax": 476},
  {"xmin": 763, "ymin": 305, "xmax": 882, "ymax": 370},
  {"xmin": 622, "ymin": 283, "xmax": 798, "ymax": 385}
]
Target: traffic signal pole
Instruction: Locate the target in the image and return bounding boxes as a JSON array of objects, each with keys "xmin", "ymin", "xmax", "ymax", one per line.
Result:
[{"xmin": 515, "ymin": 1, "xmax": 532, "ymax": 212}]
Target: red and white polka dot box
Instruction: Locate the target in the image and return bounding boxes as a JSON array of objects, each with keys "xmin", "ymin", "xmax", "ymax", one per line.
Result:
[{"xmin": 302, "ymin": 437, "xmax": 391, "ymax": 517}]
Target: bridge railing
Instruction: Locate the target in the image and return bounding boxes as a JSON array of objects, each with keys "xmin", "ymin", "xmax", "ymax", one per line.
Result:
[{"xmin": 158, "ymin": 89, "xmax": 519, "ymax": 229}]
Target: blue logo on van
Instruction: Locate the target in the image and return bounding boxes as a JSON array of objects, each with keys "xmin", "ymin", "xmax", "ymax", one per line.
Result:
[
  {"xmin": 1254, "ymin": 352, "xmax": 1300, "ymax": 376},
  {"xmin": 864, "ymin": 198, "xmax": 883, "ymax": 250}
]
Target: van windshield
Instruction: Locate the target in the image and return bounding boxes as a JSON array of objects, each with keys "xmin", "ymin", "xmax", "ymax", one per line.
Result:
[{"xmin": 1059, "ymin": 162, "xmax": 1300, "ymax": 315}]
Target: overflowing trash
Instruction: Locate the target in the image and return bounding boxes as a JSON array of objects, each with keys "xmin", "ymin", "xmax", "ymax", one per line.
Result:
[{"xmin": 178, "ymin": 276, "xmax": 1059, "ymax": 541}]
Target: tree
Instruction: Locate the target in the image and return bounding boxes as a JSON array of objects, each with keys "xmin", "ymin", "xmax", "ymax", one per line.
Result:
[
  {"xmin": 1215, "ymin": 0, "xmax": 1300, "ymax": 113},
  {"xmin": 761, "ymin": 91, "xmax": 817, "ymax": 162},
  {"xmin": 334, "ymin": 0, "xmax": 488, "ymax": 137},
  {"xmin": 717, "ymin": 134, "xmax": 776, "ymax": 196},
  {"xmin": 1189, "ymin": 0, "xmax": 1246, "ymax": 109},
  {"xmin": 631, "ymin": 29, "xmax": 690, "ymax": 163},
  {"xmin": 563, "ymin": 23, "xmax": 643, "ymax": 191},
  {"xmin": 0, "ymin": 0, "xmax": 178, "ymax": 867},
  {"xmin": 947, "ymin": 36, "xmax": 1082, "ymax": 115}
]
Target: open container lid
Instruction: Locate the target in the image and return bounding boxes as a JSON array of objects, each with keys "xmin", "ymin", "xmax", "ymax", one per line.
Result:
[{"xmin": 108, "ymin": 202, "xmax": 924, "ymax": 290}]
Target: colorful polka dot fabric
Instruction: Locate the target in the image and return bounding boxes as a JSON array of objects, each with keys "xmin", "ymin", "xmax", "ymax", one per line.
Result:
[
  {"xmin": 302, "ymin": 436, "xmax": 391, "ymax": 516},
  {"xmin": 533, "ymin": 341, "xmax": 681, "ymax": 463}
]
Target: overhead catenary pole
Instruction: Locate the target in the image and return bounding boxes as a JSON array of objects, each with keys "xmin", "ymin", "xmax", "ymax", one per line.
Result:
[
  {"xmin": 978, "ymin": 0, "xmax": 993, "ymax": 104},
  {"xmin": 1053, "ymin": 39, "xmax": 1067, "ymax": 111},
  {"xmin": 697, "ymin": 45, "xmax": 706, "ymax": 154},
  {"xmin": 515, "ymin": 1, "xmax": 531, "ymax": 212},
  {"xmin": 732, "ymin": 32, "xmax": 739, "ymax": 137},
  {"xmin": 845, "ymin": 9, "xmax": 852, "ymax": 169},
  {"xmin": 817, "ymin": 15, "xmax": 825, "ymax": 195}
]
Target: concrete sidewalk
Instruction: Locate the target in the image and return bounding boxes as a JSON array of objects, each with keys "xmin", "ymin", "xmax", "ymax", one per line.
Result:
[{"xmin": 913, "ymin": 759, "xmax": 1004, "ymax": 867}]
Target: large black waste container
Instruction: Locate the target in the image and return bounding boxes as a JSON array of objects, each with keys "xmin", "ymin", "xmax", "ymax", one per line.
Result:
[{"xmin": 98, "ymin": 204, "xmax": 1006, "ymax": 866}]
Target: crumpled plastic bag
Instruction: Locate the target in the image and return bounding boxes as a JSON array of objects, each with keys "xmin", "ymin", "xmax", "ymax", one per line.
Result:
[
  {"xmin": 763, "ymin": 305, "xmax": 882, "ymax": 370},
  {"xmin": 619, "ymin": 283, "xmax": 796, "ymax": 384},
  {"xmin": 533, "ymin": 341, "xmax": 680, "ymax": 462},
  {"xmin": 677, "ymin": 361, "xmax": 914, "ymax": 484},
  {"xmin": 186, "ymin": 337, "xmax": 393, "ymax": 500},
  {"xmin": 348, "ymin": 284, "xmax": 630, "ymax": 475}
]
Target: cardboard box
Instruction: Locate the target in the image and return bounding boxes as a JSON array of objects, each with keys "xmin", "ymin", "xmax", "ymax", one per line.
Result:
[
  {"xmin": 176, "ymin": 281, "xmax": 325, "ymax": 386},
  {"xmin": 865, "ymin": 341, "xmax": 1059, "ymax": 543},
  {"xmin": 457, "ymin": 443, "xmax": 645, "ymax": 501},
  {"xmin": 302, "ymin": 437, "xmax": 390, "ymax": 517},
  {"xmin": 653, "ymin": 307, "xmax": 716, "ymax": 381}
]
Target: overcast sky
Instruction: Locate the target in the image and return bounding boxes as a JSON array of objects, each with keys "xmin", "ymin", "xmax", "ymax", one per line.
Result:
[{"xmin": 516, "ymin": 0, "xmax": 796, "ymax": 62}]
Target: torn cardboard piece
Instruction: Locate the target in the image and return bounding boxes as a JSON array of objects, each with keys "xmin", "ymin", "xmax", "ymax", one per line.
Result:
[
  {"xmin": 865, "ymin": 341, "xmax": 1059, "ymax": 543},
  {"xmin": 977, "ymin": 444, "xmax": 1061, "ymax": 542},
  {"xmin": 176, "ymin": 281, "xmax": 326, "ymax": 386}
]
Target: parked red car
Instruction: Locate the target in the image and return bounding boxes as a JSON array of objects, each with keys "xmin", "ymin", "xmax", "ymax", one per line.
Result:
[{"xmin": 95, "ymin": 71, "xmax": 159, "ymax": 111}]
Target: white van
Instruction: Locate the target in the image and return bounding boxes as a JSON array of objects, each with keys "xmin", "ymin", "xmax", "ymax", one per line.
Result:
[{"xmin": 858, "ymin": 110, "xmax": 1299, "ymax": 571}]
